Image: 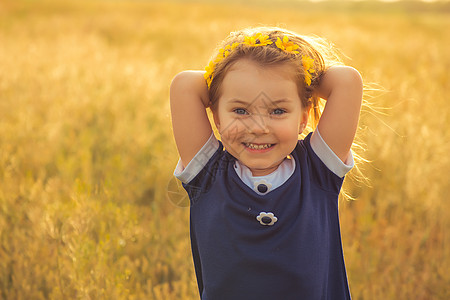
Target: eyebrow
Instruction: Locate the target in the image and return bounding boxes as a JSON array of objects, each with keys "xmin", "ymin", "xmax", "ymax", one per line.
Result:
[{"xmin": 228, "ymin": 98, "xmax": 291, "ymax": 105}]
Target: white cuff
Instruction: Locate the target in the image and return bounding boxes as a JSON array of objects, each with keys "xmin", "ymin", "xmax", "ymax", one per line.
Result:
[
  {"xmin": 310, "ymin": 129, "xmax": 354, "ymax": 178},
  {"xmin": 173, "ymin": 132, "xmax": 220, "ymax": 183}
]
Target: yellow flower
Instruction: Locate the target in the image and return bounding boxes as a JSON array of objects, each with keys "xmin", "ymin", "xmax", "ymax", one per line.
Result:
[
  {"xmin": 204, "ymin": 43, "xmax": 241, "ymax": 88},
  {"xmin": 256, "ymin": 33, "xmax": 273, "ymax": 46},
  {"xmin": 230, "ymin": 42, "xmax": 240, "ymax": 50},
  {"xmin": 218, "ymin": 48, "xmax": 230, "ymax": 59},
  {"xmin": 302, "ymin": 55, "xmax": 315, "ymax": 86},
  {"xmin": 204, "ymin": 60, "xmax": 215, "ymax": 85},
  {"xmin": 304, "ymin": 72, "xmax": 312, "ymax": 86},
  {"xmin": 244, "ymin": 33, "xmax": 273, "ymax": 47},
  {"xmin": 275, "ymin": 36, "xmax": 300, "ymax": 54},
  {"xmin": 302, "ymin": 55, "xmax": 315, "ymax": 71},
  {"xmin": 206, "ymin": 75, "xmax": 213, "ymax": 88}
]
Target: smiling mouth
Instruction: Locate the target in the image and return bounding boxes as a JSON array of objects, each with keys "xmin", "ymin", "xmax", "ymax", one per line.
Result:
[{"xmin": 243, "ymin": 143, "xmax": 274, "ymax": 150}]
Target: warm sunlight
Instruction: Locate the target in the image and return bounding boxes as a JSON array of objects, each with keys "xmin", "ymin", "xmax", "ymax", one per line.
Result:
[{"xmin": 0, "ymin": 0, "xmax": 448, "ymax": 299}]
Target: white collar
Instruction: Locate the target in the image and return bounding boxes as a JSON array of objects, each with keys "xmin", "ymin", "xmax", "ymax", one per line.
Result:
[{"xmin": 233, "ymin": 156, "xmax": 296, "ymax": 195}]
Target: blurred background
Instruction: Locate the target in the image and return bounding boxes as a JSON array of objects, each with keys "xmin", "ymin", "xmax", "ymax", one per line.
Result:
[{"xmin": 0, "ymin": 0, "xmax": 449, "ymax": 299}]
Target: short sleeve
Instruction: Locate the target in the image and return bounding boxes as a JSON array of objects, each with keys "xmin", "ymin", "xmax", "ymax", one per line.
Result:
[
  {"xmin": 173, "ymin": 132, "xmax": 220, "ymax": 184},
  {"xmin": 310, "ymin": 129, "xmax": 354, "ymax": 178}
]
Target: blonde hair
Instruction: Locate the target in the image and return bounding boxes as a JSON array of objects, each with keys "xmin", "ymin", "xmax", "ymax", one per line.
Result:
[{"xmin": 206, "ymin": 26, "xmax": 343, "ymax": 128}]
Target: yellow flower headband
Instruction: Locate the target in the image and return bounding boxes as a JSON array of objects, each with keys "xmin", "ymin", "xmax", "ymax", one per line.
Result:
[{"xmin": 204, "ymin": 33, "xmax": 315, "ymax": 88}]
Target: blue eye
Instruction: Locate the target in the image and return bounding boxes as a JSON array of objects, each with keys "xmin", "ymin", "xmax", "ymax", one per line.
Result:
[
  {"xmin": 272, "ymin": 108, "xmax": 286, "ymax": 115},
  {"xmin": 234, "ymin": 108, "xmax": 248, "ymax": 115}
]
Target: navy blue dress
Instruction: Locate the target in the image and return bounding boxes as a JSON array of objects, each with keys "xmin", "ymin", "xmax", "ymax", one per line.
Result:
[{"xmin": 179, "ymin": 133, "xmax": 351, "ymax": 300}]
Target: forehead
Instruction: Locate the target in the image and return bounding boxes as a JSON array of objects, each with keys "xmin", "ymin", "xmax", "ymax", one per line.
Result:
[{"xmin": 220, "ymin": 59, "xmax": 300, "ymax": 105}]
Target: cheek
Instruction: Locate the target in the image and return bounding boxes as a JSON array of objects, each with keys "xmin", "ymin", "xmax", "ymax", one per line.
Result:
[
  {"xmin": 273, "ymin": 119, "xmax": 300, "ymax": 138},
  {"xmin": 219, "ymin": 117, "xmax": 247, "ymax": 142},
  {"xmin": 281, "ymin": 129, "xmax": 299, "ymax": 145}
]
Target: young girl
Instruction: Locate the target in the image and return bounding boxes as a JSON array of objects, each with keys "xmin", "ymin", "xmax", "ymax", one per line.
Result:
[{"xmin": 170, "ymin": 27, "xmax": 363, "ymax": 299}]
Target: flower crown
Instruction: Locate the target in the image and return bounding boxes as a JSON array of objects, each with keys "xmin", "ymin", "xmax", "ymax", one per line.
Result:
[{"xmin": 204, "ymin": 33, "xmax": 315, "ymax": 88}]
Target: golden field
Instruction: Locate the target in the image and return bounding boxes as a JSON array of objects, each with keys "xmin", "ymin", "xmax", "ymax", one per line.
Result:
[{"xmin": 0, "ymin": 0, "xmax": 449, "ymax": 299}]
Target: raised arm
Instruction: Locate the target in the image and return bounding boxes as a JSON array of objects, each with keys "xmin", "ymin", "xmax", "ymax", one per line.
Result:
[
  {"xmin": 170, "ymin": 71, "xmax": 213, "ymax": 168},
  {"xmin": 314, "ymin": 66, "xmax": 363, "ymax": 162}
]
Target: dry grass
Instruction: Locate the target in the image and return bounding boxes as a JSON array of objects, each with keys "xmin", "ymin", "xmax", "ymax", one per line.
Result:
[{"xmin": 0, "ymin": 0, "xmax": 449, "ymax": 299}]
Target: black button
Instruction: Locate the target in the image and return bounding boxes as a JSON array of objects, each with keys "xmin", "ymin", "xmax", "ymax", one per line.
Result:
[
  {"xmin": 261, "ymin": 216, "xmax": 272, "ymax": 224},
  {"xmin": 257, "ymin": 184, "xmax": 268, "ymax": 193}
]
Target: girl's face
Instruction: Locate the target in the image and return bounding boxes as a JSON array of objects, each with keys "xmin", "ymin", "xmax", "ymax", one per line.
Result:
[{"xmin": 213, "ymin": 59, "xmax": 309, "ymax": 176}]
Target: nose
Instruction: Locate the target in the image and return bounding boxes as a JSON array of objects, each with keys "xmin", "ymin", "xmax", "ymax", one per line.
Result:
[{"xmin": 247, "ymin": 115, "xmax": 270, "ymax": 135}]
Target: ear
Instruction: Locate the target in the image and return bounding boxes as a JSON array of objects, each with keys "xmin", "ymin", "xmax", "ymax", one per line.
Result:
[
  {"xmin": 299, "ymin": 108, "xmax": 310, "ymax": 134},
  {"xmin": 212, "ymin": 109, "xmax": 221, "ymax": 131}
]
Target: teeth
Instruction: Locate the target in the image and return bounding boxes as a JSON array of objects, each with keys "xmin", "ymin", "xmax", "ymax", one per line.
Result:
[{"xmin": 244, "ymin": 143, "xmax": 273, "ymax": 150}]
